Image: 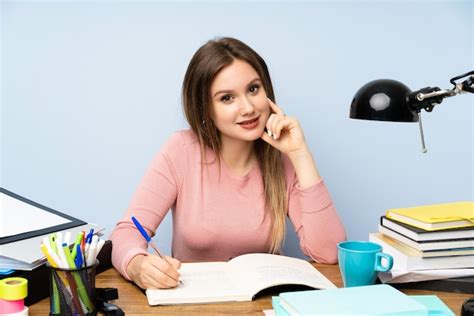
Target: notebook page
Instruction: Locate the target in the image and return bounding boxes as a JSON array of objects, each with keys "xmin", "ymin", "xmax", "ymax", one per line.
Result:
[
  {"xmin": 228, "ymin": 253, "xmax": 337, "ymax": 295},
  {"xmin": 146, "ymin": 261, "xmax": 247, "ymax": 305}
]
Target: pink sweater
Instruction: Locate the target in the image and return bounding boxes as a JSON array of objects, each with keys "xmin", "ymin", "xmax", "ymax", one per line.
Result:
[{"xmin": 110, "ymin": 130, "xmax": 345, "ymax": 280}]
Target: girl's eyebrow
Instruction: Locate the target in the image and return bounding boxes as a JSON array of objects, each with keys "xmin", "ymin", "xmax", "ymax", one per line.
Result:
[{"xmin": 213, "ymin": 78, "xmax": 261, "ymax": 97}]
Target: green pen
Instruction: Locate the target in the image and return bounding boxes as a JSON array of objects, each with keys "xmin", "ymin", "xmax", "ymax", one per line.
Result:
[
  {"xmin": 51, "ymin": 275, "xmax": 61, "ymax": 314},
  {"xmin": 70, "ymin": 232, "xmax": 84, "ymax": 260},
  {"xmin": 62, "ymin": 243, "xmax": 94, "ymax": 313}
]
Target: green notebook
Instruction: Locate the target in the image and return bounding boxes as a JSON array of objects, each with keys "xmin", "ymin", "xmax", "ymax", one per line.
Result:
[{"xmin": 278, "ymin": 284, "xmax": 428, "ymax": 315}]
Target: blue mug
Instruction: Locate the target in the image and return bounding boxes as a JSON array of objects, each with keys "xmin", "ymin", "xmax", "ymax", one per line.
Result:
[{"xmin": 337, "ymin": 241, "xmax": 393, "ymax": 287}]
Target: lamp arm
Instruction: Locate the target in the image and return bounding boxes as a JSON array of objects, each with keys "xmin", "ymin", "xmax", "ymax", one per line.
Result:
[
  {"xmin": 408, "ymin": 71, "xmax": 474, "ymax": 113},
  {"xmin": 415, "ymin": 88, "xmax": 456, "ymax": 101}
]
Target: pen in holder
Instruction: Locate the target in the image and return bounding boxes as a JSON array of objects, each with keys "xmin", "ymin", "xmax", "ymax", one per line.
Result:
[{"xmin": 47, "ymin": 260, "xmax": 99, "ymax": 316}]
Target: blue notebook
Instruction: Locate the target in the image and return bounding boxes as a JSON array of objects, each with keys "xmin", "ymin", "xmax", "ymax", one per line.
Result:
[
  {"xmin": 410, "ymin": 296, "xmax": 454, "ymax": 316},
  {"xmin": 272, "ymin": 297, "xmax": 290, "ymax": 316},
  {"xmin": 279, "ymin": 284, "xmax": 428, "ymax": 315}
]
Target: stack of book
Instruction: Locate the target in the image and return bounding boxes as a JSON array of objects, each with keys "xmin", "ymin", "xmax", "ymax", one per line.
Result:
[{"xmin": 369, "ymin": 201, "xmax": 474, "ymax": 272}]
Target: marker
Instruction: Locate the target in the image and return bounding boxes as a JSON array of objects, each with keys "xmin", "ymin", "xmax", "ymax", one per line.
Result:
[
  {"xmin": 95, "ymin": 239, "xmax": 105, "ymax": 258},
  {"xmin": 71, "ymin": 231, "xmax": 84, "ymax": 260},
  {"xmin": 49, "ymin": 233, "xmax": 58, "ymax": 254},
  {"xmin": 86, "ymin": 235, "xmax": 99, "ymax": 267},
  {"xmin": 40, "ymin": 243, "xmax": 59, "ymax": 268},
  {"xmin": 42, "ymin": 237, "xmax": 63, "ymax": 267},
  {"xmin": 85, "ymin": 229, "xmax": 94, "ymax": 253},
  {"xmin": 55, "ymin": 234, "xmax": 68, "ymax": 269},
  {"xmin": 64, "ymin": 231, "xmax": 71, "ymax": 247},
  {"xmin": 63, "ymin": 243, "xmax": 76, "ymax": 269},
  {"xmin": 74, "ymin": 244, "xmax": 83, "ymax": 268}
]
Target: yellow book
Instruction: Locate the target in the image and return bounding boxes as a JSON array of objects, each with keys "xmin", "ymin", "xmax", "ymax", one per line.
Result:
[{"xmin": 386, "ymin": 201, "xmax": 474, "ymax": 231}]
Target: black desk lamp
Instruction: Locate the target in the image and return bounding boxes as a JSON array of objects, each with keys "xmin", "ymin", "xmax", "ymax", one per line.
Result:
[{"xmin": 350, "ymin": 71, "xmax": 474, "ymax": 153}]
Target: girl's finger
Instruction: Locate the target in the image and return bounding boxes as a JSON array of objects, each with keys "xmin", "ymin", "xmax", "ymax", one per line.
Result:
[
  {"xmin": 267, "ymin": 98, "xmax": 284, "ymax": 115},
  {"xmin": 260, "ymin": 130, "xmax": 276, "ymax": 145},
  {"xmin": 149, "ymin": 264, "xmax": 180, "ymax": 288},
  {"xmin": 144, "ymin": 273, "xmax": 171, "ymax": 289},
  {"xmin": 272, "ymin": 116, "xmax": 289, "ymax": 139},
  {"xmin": 266, "ymin": 113, "xmax": 276, "ymax": 137},
  {"xmin": 152, "ymin": 257, "xmax": 181, "ymax": 283}
]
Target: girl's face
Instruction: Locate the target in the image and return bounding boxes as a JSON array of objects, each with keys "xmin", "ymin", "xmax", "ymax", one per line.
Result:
[{"xmin": 210, "ymin": 59, "xmax": 270, "ymax": 144}]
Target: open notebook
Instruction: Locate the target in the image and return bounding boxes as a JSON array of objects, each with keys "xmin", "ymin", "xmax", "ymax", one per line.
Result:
[{"xmin": 146, "ymin": 253, "xmax": 336, "ymax": 305}]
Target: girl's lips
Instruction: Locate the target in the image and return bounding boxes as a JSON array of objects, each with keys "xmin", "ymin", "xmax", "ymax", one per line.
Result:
[
  {"xmin": 238, "ymin": 116, "xmax": 260, "ymax": 129},
  {"xmin": 238, "ymin": 117, "xmax": 259, "ymax": 125}
]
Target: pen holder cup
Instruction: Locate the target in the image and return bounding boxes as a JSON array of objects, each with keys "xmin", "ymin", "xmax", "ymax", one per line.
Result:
[{"xmin": 47, "ymin": 261, "xmax": 99, "ymax": 316}]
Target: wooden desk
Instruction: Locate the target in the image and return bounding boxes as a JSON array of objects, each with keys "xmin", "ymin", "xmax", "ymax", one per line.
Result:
[{"xmin": 29, "ymin": 263, "xmax": 471, "ymax": 315}]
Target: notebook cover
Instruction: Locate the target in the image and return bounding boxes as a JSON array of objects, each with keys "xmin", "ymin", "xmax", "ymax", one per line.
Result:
[
  {"xmin": 410, "ymin": 295, "xmax": 455, "ymax": 316},
  {"xmin": 279, "ymin": 284, "xmax": 427, "ymax": 315},
  {"xmin": 272, "ymin": 296, "xmax": 290, "ymax": 316},
  {"xmin": 381, "ymin": 216, "xmax": 474, "ymax": 238},
  {"xmin": 386, "ymin": 202, "xmax": 474, "ymax": 224}
]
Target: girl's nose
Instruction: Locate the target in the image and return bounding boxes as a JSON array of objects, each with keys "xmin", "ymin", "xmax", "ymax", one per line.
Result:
[{"xmin": 240, "ymin": 96, "xmax": 255, "ymax": 115}]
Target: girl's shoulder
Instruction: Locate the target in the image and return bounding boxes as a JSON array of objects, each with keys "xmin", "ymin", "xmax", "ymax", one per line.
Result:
[
  {"xmin": 160, "ymin": 129, "xmax": 202, "ymax": 159},
  {"xmin": 168, "ymin": 129, "xmax": 199, "ymax": 146},
  {"xmin": 161, "ymin": 129, "xmax": 199, "ymax": 152}
]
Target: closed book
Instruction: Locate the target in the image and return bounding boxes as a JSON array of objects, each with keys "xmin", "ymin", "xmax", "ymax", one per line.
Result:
[
  {"xmin": 381, "ymin": 216, "xmax": 474, "ymax": 241},
  {"xmin": 278, "ymin": 284, "xmax": 427, "ymax": 315},
  {"xmin": 378, "ymin": 224, "xmax": 474, "ymax": 252},
  {"xmin": 385, "ymin": 201, "xmax": 474, "ymax": 231},
  {"xmin": 369, "ymin": 233, "xmax": 474, "ymax": 271}
]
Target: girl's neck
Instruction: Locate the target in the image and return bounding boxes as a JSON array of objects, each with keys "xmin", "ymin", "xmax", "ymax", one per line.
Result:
[{"xmin": 220, "ymin": 136, "xmax": 256, "ymax": 174}]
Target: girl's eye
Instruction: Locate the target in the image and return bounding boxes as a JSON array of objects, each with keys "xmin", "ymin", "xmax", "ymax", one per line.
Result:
[
  {"xmin": 249, "ymin": 84, "xmax": 260, "ymax": 94},
  {"xmin": 221, "ymin": 95, "xmax": 232, "ymax": 103}
]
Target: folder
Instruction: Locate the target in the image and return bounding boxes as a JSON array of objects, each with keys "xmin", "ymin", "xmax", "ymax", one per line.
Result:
[{"xmin": 0, "ymin": 187, "xmax": 103, "ymax": 270}]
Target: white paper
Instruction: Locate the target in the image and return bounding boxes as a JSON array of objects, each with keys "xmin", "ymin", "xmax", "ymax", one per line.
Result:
[
  {"xmin": 0, "ymin": 192, "xmax": 70, "ymax": 238},
  {"xmin": 379, "ymin": 268, "xmax": 474, "ymax": 283}
]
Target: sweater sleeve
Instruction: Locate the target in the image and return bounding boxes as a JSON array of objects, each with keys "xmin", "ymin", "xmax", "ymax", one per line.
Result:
[
  {"xmin": 109, "ymin": 132, "xmax": 185, "ymax": 280},
  {"xmin": 286, "ymin": 164, "xmax": 346, "ymax": 264}
]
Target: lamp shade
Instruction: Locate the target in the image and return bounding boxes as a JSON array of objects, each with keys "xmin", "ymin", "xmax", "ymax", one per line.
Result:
[{"xmin": 350, "ymin": 79, "xmax": 419, "ymax": 122}]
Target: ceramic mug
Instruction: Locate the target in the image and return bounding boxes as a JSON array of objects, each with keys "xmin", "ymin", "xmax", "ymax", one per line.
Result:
[{"xmin": 337, "ymin": 241, "xmax": 393, "ymax": 287}]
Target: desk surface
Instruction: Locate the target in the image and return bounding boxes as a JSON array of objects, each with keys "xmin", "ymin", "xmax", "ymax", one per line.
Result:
[{"xmin": 30, "ymin": 263, "xmax": 471, "ymax": 315}]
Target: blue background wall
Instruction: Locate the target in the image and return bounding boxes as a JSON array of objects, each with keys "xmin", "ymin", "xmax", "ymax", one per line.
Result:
[{"xmin": 2, "ymin": 1, "xmax": 472, "ymax": 259}]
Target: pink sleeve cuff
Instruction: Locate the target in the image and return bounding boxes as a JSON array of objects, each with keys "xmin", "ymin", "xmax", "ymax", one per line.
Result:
[{"xmin": 119, "ymin": 248, "xmax": 149, "ymax": 281}]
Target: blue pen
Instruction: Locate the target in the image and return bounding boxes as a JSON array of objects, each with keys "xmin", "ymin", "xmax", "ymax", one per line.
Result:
[
  {"xmin": 131, "ymin": 216, "xmax": 183, "ymax": 284},
  {"xmin": 74, "ymin": 244, "xmax": 84, "ymax": 268},
  {"xmin": 131, "ymin": 216, "xmax": 171, "ymax": 264},
  {"xmin": 85, "ymin": 229, "xmax": 94, "ymax": 244}
]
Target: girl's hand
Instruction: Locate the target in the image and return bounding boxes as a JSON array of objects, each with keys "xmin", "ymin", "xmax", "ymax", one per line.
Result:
[
  {"xmin": 261, "ymin": 99, "xmax": 308, "ymax": 156},
  {"xmin": 127, "ymin": 254, "xmax": 181, "ymax": 289},
  {"xmin": 261, "ymin": 98, "xmax": 321, "ymax": 187}
]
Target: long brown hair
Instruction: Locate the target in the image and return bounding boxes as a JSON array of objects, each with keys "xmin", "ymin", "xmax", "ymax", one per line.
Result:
[{"xmin": 182, "ymin": 37, "xmax": 287, "ymax": 253}]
